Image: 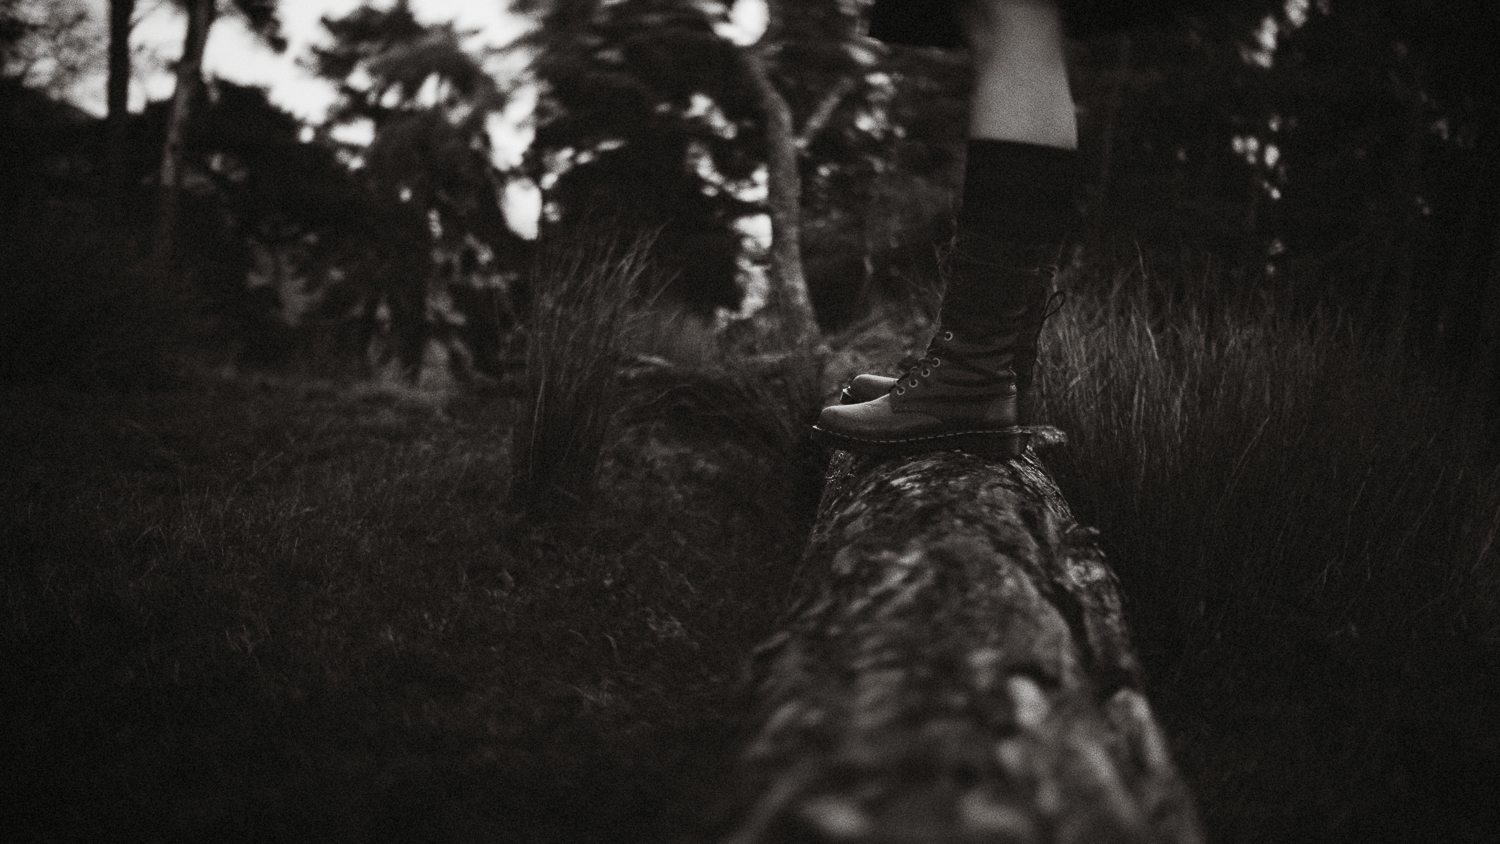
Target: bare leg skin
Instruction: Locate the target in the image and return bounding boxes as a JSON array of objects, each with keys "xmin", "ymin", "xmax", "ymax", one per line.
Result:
[{"xmin": 966, "ymin": 0, "xmax": 1077, "ymax": 149}]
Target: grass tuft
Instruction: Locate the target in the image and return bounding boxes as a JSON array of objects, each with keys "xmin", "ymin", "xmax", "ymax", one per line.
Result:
[{"xmin": 507, "ymin": 230, "xmax": 663, "ymax": 519}]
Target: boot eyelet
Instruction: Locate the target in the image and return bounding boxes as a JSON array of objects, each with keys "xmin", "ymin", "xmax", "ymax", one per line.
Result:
[
  {"xmin": 931, "ymin": 359, "xmax": 940, "ymax": 367},
  {"xmin": 942, "ymin": 331, "xmax": 954, "ymax": 341},
  {"xmin": 895, "ymin": 387, "xmax": 905, "ymax": 395},
  {"xmin": 908, "ymin": 378, "xmax": 919, "ymax": 387},
  {"xmin": 920, "ymin": 368, "xmax": 931, "ymax": 377}
]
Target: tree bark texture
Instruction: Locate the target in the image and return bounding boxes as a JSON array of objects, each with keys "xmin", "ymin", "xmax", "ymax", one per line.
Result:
[
  {"xmin": 725, "ymin": 448, "xmax": 1203, "ymax": 844},
  {"xmin": 154, "ymin": 0, "xmax": 216, "ymax": 266},
  {"xmin": 739, "ymin": 40, "xmax": 821, "ymax": 350}
]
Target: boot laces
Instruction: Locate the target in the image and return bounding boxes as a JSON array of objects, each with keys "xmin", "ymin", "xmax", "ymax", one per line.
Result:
[
  {"xmin": 893, "ymin": 330, "xmax": 982, "ymax": 395},
  {"xmin": 892, "ymin": 291, "xmax": 1066, "ymax": 396}
]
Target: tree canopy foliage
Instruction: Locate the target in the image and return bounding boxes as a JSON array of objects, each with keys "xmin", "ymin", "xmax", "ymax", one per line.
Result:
[
  {"xmin": 305, "ymin": 0, "xmax": 532, "ymax": 379},
  {"xmin": 514, "ymin": 0, "xmax": 892, "ymax": 331},
  {"xmin": 3, "ymin": 0, "xmax": 1499, "ymax": 397}
]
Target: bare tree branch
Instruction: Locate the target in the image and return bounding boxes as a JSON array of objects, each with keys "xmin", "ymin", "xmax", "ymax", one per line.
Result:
[{"xmin": 795, "ymin": 75, "xmax": 856, "ymax": 151}]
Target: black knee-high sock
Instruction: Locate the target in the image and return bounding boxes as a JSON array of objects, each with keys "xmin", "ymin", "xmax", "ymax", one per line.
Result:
[{"xmin": 943, "ymin": 139, "xmax": 1078, "ymax": 331}]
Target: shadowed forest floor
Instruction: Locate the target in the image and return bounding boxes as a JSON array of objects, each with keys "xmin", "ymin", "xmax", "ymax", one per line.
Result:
[
  {"xmin": 3, "ymin": 329, "xmax": 1498, "ymax": 842},
  {"xmin": 1, "ymin": 372, "xmax": 814, "ymax": 843}
]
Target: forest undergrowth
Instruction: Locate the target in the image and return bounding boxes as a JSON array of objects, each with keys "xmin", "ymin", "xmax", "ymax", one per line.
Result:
[{"xmin": 3, "ymin": 245, "xmax": 1498, "ymax": 843}]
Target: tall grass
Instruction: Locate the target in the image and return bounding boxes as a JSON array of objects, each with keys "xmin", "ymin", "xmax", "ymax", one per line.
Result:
[
  {"xmin": 508, "ymin": 231, "xmax": 661, "ymax": 518},
  {"xmin": 1034, "ymin": 254, "xmax": 1500, "ymax": 838},
  {"xmin": 1041, "ymin": 258, "xmax": 1499, "ymax": 646}
]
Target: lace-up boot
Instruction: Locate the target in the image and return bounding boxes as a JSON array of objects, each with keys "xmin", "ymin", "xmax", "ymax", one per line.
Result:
[
  {"xmin": 837, "ymin": 298, "xmax": 1051, "ymax": 410},
  {"xmin": 813, "ymin": 311, "xmax": 1036, "ymax": 457},
  {"xmin": 820, "ymin": 245, "xmax": 1058, "ymax": 455}
]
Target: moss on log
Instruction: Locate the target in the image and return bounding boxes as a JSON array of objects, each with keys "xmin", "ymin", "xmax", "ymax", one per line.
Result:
[{"xmin": 725, "ymin": 446, "xmax": 1203, "ymax": 844}]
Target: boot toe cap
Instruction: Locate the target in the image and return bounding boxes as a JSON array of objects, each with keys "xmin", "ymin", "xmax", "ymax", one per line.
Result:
[{"xmin": 819, "ymin": 396, "xmax": 935, "ymax": 440}]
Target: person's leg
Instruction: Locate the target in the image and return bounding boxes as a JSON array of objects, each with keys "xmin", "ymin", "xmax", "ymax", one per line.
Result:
[
  {"xmin": 966, "ymin": 0, "xmax": 1075, "ymax": 149},
  {"xmin": 815, "ymin": 0, "xmax": 1077, "ymax": 457},
  {"xmin": 942, "ymin": 0, "xmax": 1077, "ymax": 424}
]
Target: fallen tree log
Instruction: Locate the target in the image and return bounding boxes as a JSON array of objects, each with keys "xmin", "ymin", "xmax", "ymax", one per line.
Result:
[{"xmin": 725, "ymin": 443, "xmax": 1204, "ymax": 844}]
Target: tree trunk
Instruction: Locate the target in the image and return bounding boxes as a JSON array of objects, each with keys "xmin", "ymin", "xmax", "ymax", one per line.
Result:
[
  {"xmin": 154, "ymin": 0, "xmax": 216, "ymax": 268},
  {"xmin": 107, "ymin": 0, "xmax": 136, "ymax": 217},
  {"xmin": 724, "ymin": 447, "xmax": 1204, "ymax": 844},
  {"xmin": 739, "ymin": 40, "xmax": 821, "ymax": 350}
]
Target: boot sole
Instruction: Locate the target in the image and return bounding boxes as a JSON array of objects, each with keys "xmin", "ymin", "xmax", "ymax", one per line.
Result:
[{"xmin": 810, "ymin": 424, "xmax": 1030, "ymax": 458}]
